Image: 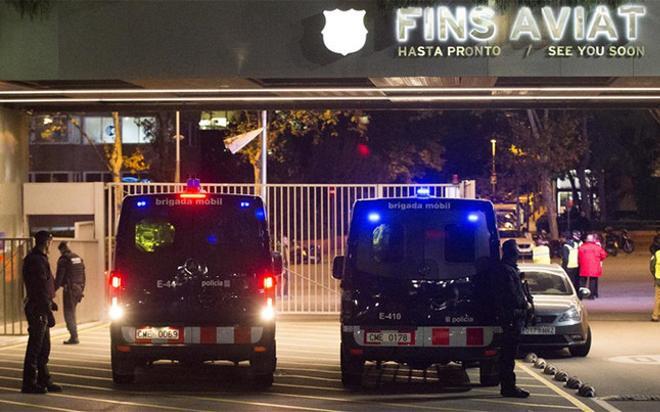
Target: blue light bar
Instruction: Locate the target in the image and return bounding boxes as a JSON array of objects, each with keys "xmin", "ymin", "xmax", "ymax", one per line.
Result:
[
  {"xmin": 467, "ymin": 213, "xmax": 479, "ymax": 222},
  {"xmin": 255, "ymin": 208, "xmax": 266, "ymax": 220},
  {"xmin": 368, "ymin": 212, "xmax": 381, "ymax": 223},
  {"xmin": 240, "ymin": 201, "xmax": 250, "ymax": 208},
  {"xmin": 136, "ymin": 200, "xmax": 147, "ymax": 208},
  {"xmin": 417, "ymin": 187, "xmax": 430, "ymax": 197},
  {"xmin": 207, "ymin": 234, "xmax": 218, "ymax": 245}
]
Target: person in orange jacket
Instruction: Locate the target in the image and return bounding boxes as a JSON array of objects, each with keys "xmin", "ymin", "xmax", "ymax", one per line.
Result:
[{"xmin": 578, "ymin": 233, "xmax": 608, "ymax": 299}]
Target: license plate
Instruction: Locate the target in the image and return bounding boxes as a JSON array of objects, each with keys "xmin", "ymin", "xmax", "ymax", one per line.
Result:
[
  {"xmin": 522, "ymin": 326, "xmax": 556, "ymax": 335},
  {"xmin": 365, "ymin": 331, "xmax": 413, "ymax": 345},
  {"xmin": 136, "ymin": 327, "xmax": 181, "ymax": 340}
]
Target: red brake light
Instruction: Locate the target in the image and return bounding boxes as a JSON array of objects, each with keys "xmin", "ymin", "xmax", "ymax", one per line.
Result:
[
  {"xmin": 179, "ymin": 193, "xmax": 207, "ymax": 199},
  {"xmin": 110, "ymin": 272, "xmax": 122, "ymax": 289},
  {"xmin": 263, "ymin": 276, "xmax": 274, "ymax": 290}
]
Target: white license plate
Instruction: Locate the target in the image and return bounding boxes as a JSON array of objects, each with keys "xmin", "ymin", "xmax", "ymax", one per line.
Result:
[
  {"xmin": 522, "ymin": 326, "xmax": 556, "ymax": 335},
  {"xmin": 136, "ymin": 327, "xmax": 180, "ymax": 340},
  {"xmin": 365, "ymin": 331, "xmax": 413, "ymax": 345}
]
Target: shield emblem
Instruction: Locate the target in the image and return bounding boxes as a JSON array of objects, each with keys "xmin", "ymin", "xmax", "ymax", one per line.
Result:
[{"xmin": 322, "ymin": 9, "xmax": 368, "ymax": 56}]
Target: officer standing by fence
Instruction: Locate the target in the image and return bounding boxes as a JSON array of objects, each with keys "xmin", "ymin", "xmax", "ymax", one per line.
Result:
[
  {"xmin": 21, "ymin": 231, "xmax": 62, "ymax": 394},
  {"xmin": 495, "ymin": 239, "xmax": 532, "ymax": 398},
  {"xmin": 55, "ymin": 242, "xmax": 86, "ymax": 344}
]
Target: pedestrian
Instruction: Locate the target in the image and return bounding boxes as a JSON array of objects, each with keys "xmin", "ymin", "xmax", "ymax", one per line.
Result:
[
  {"xmin": 55, "ymin": 241, "xmax": 86, "ymax": 344},
  {"xmin": 21, "ymin": 231, "xmax": 62, "ymax": 394},
  {"xmin": 494, "ymin": 239, "xmax": 532, "ymax": 398},
  {"xmin": 562, "ymin": 231, "xmax": 582, "ymax": 293},
  {"xmin": 650, "ymin": 238, "xmax": 660, "ymax": 322},
  {"xmin": 578, "ymin": 233, "xmax": 608, "ymax": 299},
  {"xmin": 532, "ymin": 237, "xmax": 551, "ymax": 265}
]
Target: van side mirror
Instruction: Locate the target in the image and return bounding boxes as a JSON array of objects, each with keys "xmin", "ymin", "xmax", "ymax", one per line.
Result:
[
  {"xmin": 578, "ymin": 287, "xmax": 591, "ymax": 299},
  {"xmin": 332, "ymin": 256, "xmax": 344, "ymax": 280},
  {"xmin": 272, "ymin": 251, "xmax": 283, "ymax": 275}
]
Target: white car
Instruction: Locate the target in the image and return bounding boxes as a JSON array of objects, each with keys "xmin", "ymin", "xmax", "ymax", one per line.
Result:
[
  {"xmin": 518, "ymin": 264, "xmax": 592, "ymax": 357},
  {"xmin": 499, "ymin": 229, "xmax": 534, "ymax": 258}
]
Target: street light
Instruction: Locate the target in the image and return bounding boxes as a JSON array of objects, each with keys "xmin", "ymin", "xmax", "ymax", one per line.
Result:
[{"xmin": 490, "ymin": 138, "xmax": 497, "ymax": 196}]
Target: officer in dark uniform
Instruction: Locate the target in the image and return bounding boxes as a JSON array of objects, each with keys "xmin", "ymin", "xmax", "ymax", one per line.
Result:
[
  {"xmin": 22, "ymin": 231, "xmax": 62, "ymax": 394},
  {"xmin": 494, "ymin": 239, "xmax": 532, "ymax": 398},
  {"xmin": 55, "ymin": 242, "xmax": 86, "ymax": 344}
]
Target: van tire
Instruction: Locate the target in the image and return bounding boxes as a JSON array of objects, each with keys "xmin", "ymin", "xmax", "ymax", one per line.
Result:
[
  {"xmin": 111, "ymin": 346, "xmax": 135, "ymax": 384},
  {"xmin": 569, "ymin": 328, "xmax": 591, "ymax": 357},
  {"xmin": 479, "ymin": 360, "xmax": 500, "ymax": 386},
  {"xmin": 340, "ymin": 343, "xmax": 363, "ymax": 388},
  {"xmin": 250, "ymin": 344, "xmax": 276, "ymax": 389}
]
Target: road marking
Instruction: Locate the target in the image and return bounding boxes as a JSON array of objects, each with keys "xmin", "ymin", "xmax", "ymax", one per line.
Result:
[
  {"xmin": 592, "ymin": 398, "xmax": 622, "ymax": 412},
  {"xmin": 273, "ymin": 391, "xmax": 489, "ymax": 412},
  {"xmin": 608, "ymin": 355, "xmax": 660, "ymax": 365},
  {"xmin": 0, "ymin": 366, "xmax": 111, "ymax": 382},
  {"xmin": 0, "ymin": 389, "xmax": 83, "ymax": 411},
  {"xmin": 470, "ymin": 388, "xmax": 562, "ymax": 398},
  {"xmin": 0, "ymin": 385, "xmax": 215, "ymax": 412},
  {"xmin": 0, "ymin": 359, "xmax": 111, "ymax": 372},
  {"xmin": 278, "ymin": 367, "xmax": 340, "ymax": 375},
  {"xmin": 281, "ymin": 374, "xmax": 341, "ymax": 382},
  {"xmin": 474, "ymin": 398, "xmax": 579, "ymax": 409},
  {"xmin": 274, "ymin": 382, "xmax": 345, "ymax": 392},
  {"xmin": 517, "ymin": 362, "xmax": 595, "ymax": 412},
  {"xmin": 173, "ymin": 394, "xmax": 346, "ymax": 412}
]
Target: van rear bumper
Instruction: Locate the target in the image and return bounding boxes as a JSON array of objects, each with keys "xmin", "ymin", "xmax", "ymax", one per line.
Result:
[{"xmin": 111, "ymin": 323, "xmax": 275, "ymax": 363}]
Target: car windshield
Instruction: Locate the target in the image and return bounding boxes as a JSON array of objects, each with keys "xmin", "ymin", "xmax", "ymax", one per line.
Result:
[
  {"xmin": 522, "ymin": 271, "xmax": 573, "ymax": 296},
  {"xmin": 351, "ymin": 208, "xmax": 494, "ymax": 280}
]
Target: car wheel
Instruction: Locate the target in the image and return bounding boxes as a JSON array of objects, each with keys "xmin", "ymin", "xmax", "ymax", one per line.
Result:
[
  {"xmin": 479, "ymin": 360, "xmax": 500, "ymax": 386},
  {"xmin": 340, "ymin": 342, "xmax": 364, "ymax": 388},
  {"xmin": 569, "ymin": 327, "xmax": 591, "ymax": 357},
  {"xmin": 250, "ymin": 344, "xmax": 276, "ymax": 389},
  {"xmin": 111, "ymin": 350, "xmax": 135, "ymax": 384}
]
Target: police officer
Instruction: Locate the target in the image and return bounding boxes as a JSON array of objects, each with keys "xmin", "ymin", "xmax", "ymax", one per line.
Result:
[
  {"xmin": 562, "ymin": 231, "xmax": 582, "ymax": 292},
  {"xmin": 22, "ymin": 231, "xmax": 62, "ymax": 394},
  {"xmin": 494, "ymin": 239, "xmax": 531, "ymax": 398},
  {"xmin": 55, "ymin": 241, "xmax": 86, "ymax": 344}
]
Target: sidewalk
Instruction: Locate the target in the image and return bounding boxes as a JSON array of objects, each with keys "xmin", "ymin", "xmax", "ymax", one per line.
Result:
[{"xmin": 0, "ymin": 321, "xmax": 106, "ymax": 349}]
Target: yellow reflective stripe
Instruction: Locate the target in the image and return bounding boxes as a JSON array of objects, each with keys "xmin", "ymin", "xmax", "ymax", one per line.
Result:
[{"xmin": 655, "ymin": 251, "xmax": 660, "ymax": 279}]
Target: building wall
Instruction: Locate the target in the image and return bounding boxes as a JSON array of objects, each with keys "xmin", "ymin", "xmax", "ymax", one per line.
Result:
[{"xmin": 0, "ymin": 107, "xmax": 28, "ymax": 237}]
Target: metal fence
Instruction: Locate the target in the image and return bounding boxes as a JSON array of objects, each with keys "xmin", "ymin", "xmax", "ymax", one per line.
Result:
[
  {"xmin": 106, "ymin": 182, "xmax": 473, "ymax": 314},
  {"xmin": 1, "ymin": 238, "xmax": 31, "ymax": 335}
]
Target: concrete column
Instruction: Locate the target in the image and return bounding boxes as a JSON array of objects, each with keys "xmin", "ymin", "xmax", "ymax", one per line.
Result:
[{"xmin": 0, "ymin": 107, "xmax": 29, "ymax": 237}]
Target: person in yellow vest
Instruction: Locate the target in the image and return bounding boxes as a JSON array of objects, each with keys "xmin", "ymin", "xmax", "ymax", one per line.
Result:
[
  {"xmin": 650, "ymin": 239, "xmax": 660, "ymax": 322},
  {"xmin": 562, "ymin": 231, "xmax": 582, "ymax": 293},
  {"xmin": 532, "ymin": 238, "xmax": 551, "ymax": 265}
]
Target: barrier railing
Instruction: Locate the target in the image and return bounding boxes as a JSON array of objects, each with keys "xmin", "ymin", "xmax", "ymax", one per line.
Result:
[
  {"xmin": 0, "ymin": 238, "xmax": 31, "ymax": 335},
  {"xmin": 106, "ymin": 182, "xmax": 473, "ymax": 313}
]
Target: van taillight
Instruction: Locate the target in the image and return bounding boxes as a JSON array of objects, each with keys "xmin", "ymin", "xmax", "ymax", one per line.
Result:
[
  {"xmin": 110, "ymin": 271, "xmax": 123, "ymax": 291},
  {"xmin": 263, "ymin": 276, "xmax": 274, "ymax": 290}
]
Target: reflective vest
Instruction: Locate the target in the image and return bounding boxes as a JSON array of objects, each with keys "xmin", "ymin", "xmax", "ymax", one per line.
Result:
[
  {"xmin": 653, "ymin": 250, "xmax": 660, "ymax": 280},
  {"xmin": 566, "ymin": 242, "xmax": 580, "ymax": 269},
  {"xmin": 532, "ymin": 245, "xmax": 551, "ymax": 265}
]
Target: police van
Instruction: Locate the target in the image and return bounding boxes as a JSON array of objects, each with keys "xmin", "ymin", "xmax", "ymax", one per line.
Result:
[
  {"xmin": 109, "ymin": 180, "xmax": 279, "ymax": 386},
  {"xmin": 333, "ymin": 193, "xmax": 502, "ymax": 387}
]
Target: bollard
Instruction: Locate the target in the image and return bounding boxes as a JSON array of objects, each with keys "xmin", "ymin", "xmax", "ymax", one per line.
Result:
[
  {"xmin": 554, "ymin": 370, "xmax": 569, "ymax": 382},
  {"xmin": 524, "ymin": 353, "xmax": 538, "ymax": 363},
  {"xmin": 543, "ymin": 365, "xmax": 557, "ymax": 375},
  {"xmin": 566, "ymin": 376, "xmax": 582, "ymax": 389},
  {"xmin": 578, "ymin": 384, "xmax": 596, "ymax": 398},
  {"xmin": 534, "ymin": 358, "xmax": 546, "ymax": 369}
]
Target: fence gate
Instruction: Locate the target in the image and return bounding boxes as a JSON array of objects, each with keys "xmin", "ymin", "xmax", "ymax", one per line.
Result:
[
  {"xmin": 0, "ymin": 238, "xmax": 31, "ymax": 335},
  {"xmin": 106, "ymin": 182, "xmax": 473, "ymax": 314}
]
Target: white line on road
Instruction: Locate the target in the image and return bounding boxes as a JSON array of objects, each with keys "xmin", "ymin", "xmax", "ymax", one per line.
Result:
[
  {"xmin": 517, "ymin": 362, "xmax": 595, "ymax": 412},
  {"xmin": 593, "ymin": 398, "xmax": 623, "ymax": 412}
]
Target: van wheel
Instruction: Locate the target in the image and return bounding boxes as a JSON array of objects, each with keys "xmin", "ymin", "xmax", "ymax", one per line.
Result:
[
  {"xmin": 569, "ymin": 328, "xmax": 591, "ymax": 357},
  {"xmin": 250, "ymin": 345, "xmax": 276, "ymax": 389},
  {"xmin": 111, "ymin": 346, "xmax": 135, "ymax": 384},
  {"xmin": 340, "ymin": 343, "xmax": 363, "ymax": 388},
  {"xmin": 479, "ymin": 360, "xmax": 500, "ymax": 386}
]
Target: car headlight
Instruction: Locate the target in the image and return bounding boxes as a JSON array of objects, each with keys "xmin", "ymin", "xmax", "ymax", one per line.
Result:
[{"xmin": 558, "ymin": 306, "xmax": 581, "ymax": 322}]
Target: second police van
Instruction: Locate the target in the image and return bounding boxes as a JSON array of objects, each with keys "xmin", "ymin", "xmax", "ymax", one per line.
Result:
[
  {"xmin": 109, "ymin": 180, "xmax": 280, "ymax": 386},
  {"xmin": 333, "ymin": 191, "xmax": 503, "ymax": 387}
]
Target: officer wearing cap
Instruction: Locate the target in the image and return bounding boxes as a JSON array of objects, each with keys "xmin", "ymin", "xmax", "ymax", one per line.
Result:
[
  {"xmin": 55, "ymin": 241, "xmax": 86, "ymax": 344},
  {"xmin": 494, "ymin": 239, "xmax": 532, "ymax": 398},
  {"xmin": 22, "ymin": 231, "xmax": 62, "ymax": 394}
]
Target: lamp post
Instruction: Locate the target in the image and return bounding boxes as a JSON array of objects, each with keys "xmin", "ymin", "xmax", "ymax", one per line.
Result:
[{"xmin": 490, "ymin": 138, "xmax": 497, "ymax": 196}]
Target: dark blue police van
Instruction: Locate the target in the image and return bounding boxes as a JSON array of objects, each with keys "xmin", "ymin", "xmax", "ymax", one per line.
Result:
[
  {"xmin": 333, "ymin": 194, "xmax": 502, "ymax": 387},
  {"xmin": 109, "ymin": 180, "xmax": 279, "ymax": 386}
]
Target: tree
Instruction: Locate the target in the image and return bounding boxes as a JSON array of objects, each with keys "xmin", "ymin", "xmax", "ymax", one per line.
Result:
[
  {"xmin": 137, "ymin": 113, "xmax": 175, "ymax": 182},
  {"xmin": 502, "ymin": 110, "xmax": 587, "ymax": 239}
]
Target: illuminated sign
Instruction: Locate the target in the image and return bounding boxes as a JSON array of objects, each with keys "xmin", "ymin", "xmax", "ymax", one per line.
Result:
[
  {"xmin": 395, "ymin": 5, "xmax": 646, "ymax": 58},
  {"xmin": 322, "ymin": 9, "xmax": 368, "ymax": 56}
]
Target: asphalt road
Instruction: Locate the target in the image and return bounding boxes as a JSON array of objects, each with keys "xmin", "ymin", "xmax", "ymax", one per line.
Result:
[{"xmin": 0, "ymin": 320, "xmax": 605, "ymax": 412}]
